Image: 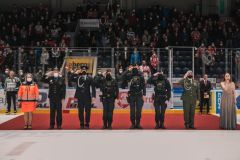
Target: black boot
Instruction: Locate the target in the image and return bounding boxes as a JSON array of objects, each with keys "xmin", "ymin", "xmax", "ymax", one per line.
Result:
[
  {"xmin": 160, "ymin": 123, "xmax": 166, "ymax": 129},
  {"xmin": 102, "ymin": 121, "xmax": 108, "ymax": 129},
  {"xmin": 130, "ymin": 122, "xmax": 135, "ymax": 129},
  {"xmin": 49, "ymin": 125, "xmax": 54, "ymax": 129},
  {"xmin": 80, "ymin": 123, "xmax": 84, "ymax": 129},
  {"xmin": 85, "ymin": 124, "xmax": 90, "ymax": 129},
  {"xmin": 108, "ymin": 120, "xmax": 112, "ymax": 129},
  {"xmin": 135, "ymin": 122, "xmax": 143, "ymax": 129}
]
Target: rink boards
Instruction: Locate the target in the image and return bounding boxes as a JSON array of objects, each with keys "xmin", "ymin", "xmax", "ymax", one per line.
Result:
[{"xmin": 0, "ymin": 89, "xmax": 239, "ymax": 114}]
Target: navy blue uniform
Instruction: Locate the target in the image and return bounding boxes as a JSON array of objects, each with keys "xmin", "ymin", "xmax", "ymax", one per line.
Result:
[
  {"xmin": 71, "ymin": 73, "xmax": 96, "ymax": 128},
  {"xmin": 45, "ymin": 76, "xmax": 66, "ymax": 128}
]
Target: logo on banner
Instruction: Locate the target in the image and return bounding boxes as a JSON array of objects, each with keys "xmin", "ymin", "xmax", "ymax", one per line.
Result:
[
  {"xmin": 66, "ymin": 57, "xmax": 95, "ymax": 73},
  {"xmin": 236, "ymin": 95, "xmax": 240, "ymax": 109},
  {"xmin": 116, "ymin": 92, "xmax": 129, "ymax": 108},
  {"xmin": 216, "ymin": 92, "xmax": 222, "ymax": 114}
]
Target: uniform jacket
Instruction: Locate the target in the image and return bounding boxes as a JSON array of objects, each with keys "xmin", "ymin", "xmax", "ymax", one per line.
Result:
[
  {"xmin": 71, "ymin": 73, "xmax": 96, "ymax": 101},
  {"xmin": 45, "ymin": 76, "xmax": 66, "ymax": 101},
  {"xmin": 18, "ymin": 82, "xmax": 39, "ymax": 102},
  {"xmin": 179, "ymin": 78, "xmax": 200, "ymax": 103},
  {"xmin": 100, "ymin": 78, "xmax": 119, "ymax": 99},
  {"xmin": 129, "ymin": 73, "xmax": 146, "ymax": 96},
  {"xmin": 148, "ymin": 76, "xmax": 171, "ymax": 100}
]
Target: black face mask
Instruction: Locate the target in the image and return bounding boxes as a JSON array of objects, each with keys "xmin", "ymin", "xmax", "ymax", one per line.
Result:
[
  {"xmin": 106, "ymin": 74, "xmax": 112, "ymax": 80},
  {"xmin": 158, "ymin": 74, "xmax": 164, "ymax": 80},
  {"xmin": 132, "ymin": 68, "xmax": 138, "ymax": 75},
  {"xmin": 82, "ymin": 71, "xmax": 86, "ymax": 75}
]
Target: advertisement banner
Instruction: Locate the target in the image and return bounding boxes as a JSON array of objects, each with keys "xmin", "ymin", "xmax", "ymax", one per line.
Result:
[
  {"xmin": 79, "ymin": 19, "xmax": 100, "ymax": 28},
  {"xmin": 65, "ymin": 57, "xmax": 96, "ymax": 73},
  {"xmin": 0, "ymin": 89, "xmax": 182, "ymax": 110},
  {"xmin": 215, "ymin": 91, "xmax": 222, "ymax": 114},
  {"xmin": 212, "ymin": 90, "xmax": 240, "ymax": 114}
]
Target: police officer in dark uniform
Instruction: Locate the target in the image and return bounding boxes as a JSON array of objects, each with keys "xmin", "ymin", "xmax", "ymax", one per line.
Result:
[
  {"xmin": 45, "ymin": 68, "xmax": 66, "ymax": 129},
  {"xmin": 100, "ymin": 69, "xmax": 119, "ymax": 129},
  {"xmin": 71, "ymin": 66, "xmax": 96, "ymax": 129},
  {"xmin": 148, "ymin": 71, "xmax": 171, "ymax": 129},
  {"xmin": 93, "ymin": 69, "xmax": 105, "ymax": 89},
  {"xmin": 126, "ymin": 66, "xmax": 146, "ymax": 129}
]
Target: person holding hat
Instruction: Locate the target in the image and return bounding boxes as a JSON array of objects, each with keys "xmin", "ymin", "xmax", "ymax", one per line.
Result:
[
  {"xmin": 44, "ymin": 68, "xmax": 66, "ymax": 129},
  {"xmin": 70, "ymin": 65, "xmax": 96, "ymax": 129},
  {"xmin": 99, "ymin": 69, "xmax": 119, "ymax": 129},
  {"xmin": 179, "ymin": 71, "xmax": 200, "ymax": 129},
  {"xmin": 148, "ymin": 71, "xmax": 171, "ymax": 129},
  {"xmin": 125, "ymin": 66, "xmax": 146, "ymax": 129}
]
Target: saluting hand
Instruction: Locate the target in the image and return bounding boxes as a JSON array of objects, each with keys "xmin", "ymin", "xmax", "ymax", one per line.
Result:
[
  {"xmin": 142, "ymin": 96, "xmax": 146, "ymax": 102},
  {"xmin": 62, "ymin": 99, "xmax": 65, "ymax": 105},
  {"xmin": 92, "ymin": 97, "xmax": 96, "ymax": 104}
]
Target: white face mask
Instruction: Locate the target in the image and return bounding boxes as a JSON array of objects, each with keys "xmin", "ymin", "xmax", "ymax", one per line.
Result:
[
  {"xmin": 53, "ymin": 73, "xmax": 59, "ymax": 78},
  {"xmin": 27, "ymin": 77, "xmax": 32, "ymax": 82}
]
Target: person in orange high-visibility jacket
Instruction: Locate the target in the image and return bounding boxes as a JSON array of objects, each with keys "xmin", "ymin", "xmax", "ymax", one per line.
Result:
[{"xmin": 18, "ymin": 73, "xmax": 39, "ymax": 130}]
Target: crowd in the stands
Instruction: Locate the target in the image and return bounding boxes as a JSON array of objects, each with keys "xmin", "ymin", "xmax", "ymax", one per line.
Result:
[{"xmin": 0, "ymin": 2, "xmax": 240, "ymax": 82}]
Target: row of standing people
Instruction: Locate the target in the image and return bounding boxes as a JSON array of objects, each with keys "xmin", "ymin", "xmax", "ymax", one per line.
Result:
[{"xmin": 2, "ymin": 67, "xmax": 237, "ymax": 130}]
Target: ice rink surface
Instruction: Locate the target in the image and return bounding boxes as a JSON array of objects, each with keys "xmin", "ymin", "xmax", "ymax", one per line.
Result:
[
  {"xmin": 0, "ymin": 130, "xmax": 240, "ymax": 160},
  {"xmin": 0, "ymin": 115, "xmax": 239, "ymax": 160}
]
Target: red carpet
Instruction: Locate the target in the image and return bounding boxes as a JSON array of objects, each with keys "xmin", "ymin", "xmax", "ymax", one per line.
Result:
[{"xmin": 0, "ymin": 113, "xmax": 239, "ymax": 130}]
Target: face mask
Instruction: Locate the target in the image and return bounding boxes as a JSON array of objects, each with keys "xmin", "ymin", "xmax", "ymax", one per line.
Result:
[
  {"xmin": 132, "ymin": 68, "xmax": 138, "ymax": 75},
  {"xmin": 119, "ymin": 70, "xmax": 123, "ymax": 74},
  {"xmin": 5, "ymin": 71, "xmax": 9, "ymax": 74},
  {"xmin": 27, "ymin": 77, "xmax": 32, "ymax": 82},
  {"xmin": 53, "ymin": 73, "xmax": 59, "ymax": 78},
  {"xmin": 82, "ymin": 71, "xmax": 86, "ymax": 75},
  {"xmin": 158, "ymin": 74, "xmax": 164, "ymax": 80},
  {"xmin": 106, "ymin": 74, "xmax": 112, "ymax": 80},
  {"xmin": 97, "ymin": 72, "xmax": 102, "ymax": 75}
]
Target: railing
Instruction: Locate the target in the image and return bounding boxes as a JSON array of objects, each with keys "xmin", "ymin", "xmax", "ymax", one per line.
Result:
[{"xmin": 0, "ymin": 46, "xmax": 239, "ymax": 82}]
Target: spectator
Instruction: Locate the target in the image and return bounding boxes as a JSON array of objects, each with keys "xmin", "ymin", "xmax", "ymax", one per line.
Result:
[
  {"xmin": 130, "ymin": 48, "xmax": 141, "ymax": 65},
  {"xmin": 225, "ymin": 27, "xmax": 233, "ymax": 48},
  {"xmin": 191, "ymin": 27, "xmax": 201, "ymax": 46},
  {"xmin": 139, "ymin": 60, "xmax": 151, "ymax": 83},
  {"xmin": 40, "ymin": 48, "xmax": 49, "ymax": 73},
  {"xmin": 201, "ymin": 28, "xmax": 209, "ymax": 45},
  {"xmin": 150, "ymin": 51, "xmax": 159, "ymax": 74},
  {"xmin": 142, "ymin": 30, "xmax": 151, "ymax": 46},
  {"xmin": 196, "ymin": 43, "xmax": 206, "ymax": 58}
]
